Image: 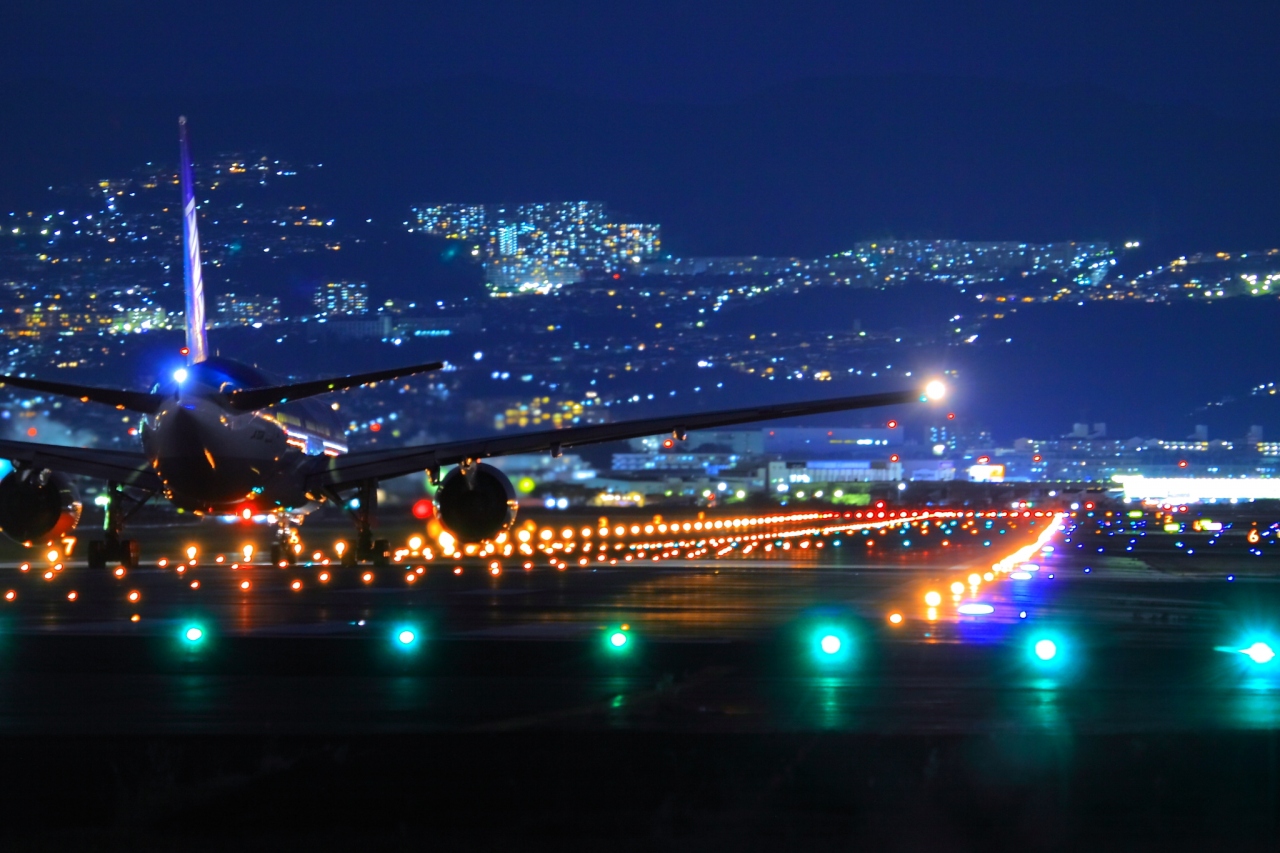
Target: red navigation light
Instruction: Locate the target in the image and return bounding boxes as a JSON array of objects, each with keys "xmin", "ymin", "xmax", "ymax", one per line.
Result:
[
  {"xmin": 411, "ymin": 499, "xmax": 435, "ymax": 520},
  {"xmin": 25, "ymin": 427, "xmax": 36, "ymax": 437},
  {"xmin": 977, "ymin": 456, "xmax": 990, "ymax": 464},
  {"xmin": 612, "ymin": 273, "xmax": 621, "ymax": 280},
  {"xmin": 370, "ymin": 423, "xmax": 382, "ymax": 432},
  {"xmin": 1178, "ymin": 460, "xmax": 1188, "ymax": 468},
  {"xmin": 886, "ymin": 420, "xmax": 898, "ymax": 429},
  {"xmin": 662, "ymin": 438, "xmax": 675, "ymax": 449},
  {"xmin": 240, "ymin": 507, "xmax": 252, "ymax": 520},
  {"xmin": 1033, "ymin": 455, "xmax": 1042, "ymax": 462},
  {"xmin": 180, "ymin": 346, "xmax": 189, "ymax": 356},
  {"xmin": 946, "ymin": 412, "xmax": 955, "ymax": 420},
  {"xmin": 890, "ymin": 454, "xmax": 900, "ymax": 463}
]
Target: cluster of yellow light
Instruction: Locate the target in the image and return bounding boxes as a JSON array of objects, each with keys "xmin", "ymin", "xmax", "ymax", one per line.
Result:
[{"xmin": 915, "ymin": 513, "xmax": 1065, "ymax": 624}]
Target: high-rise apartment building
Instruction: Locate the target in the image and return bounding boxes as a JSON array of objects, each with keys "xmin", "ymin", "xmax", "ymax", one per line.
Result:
[{"xmin": 410, "ymin": 202, "xmax": 660, "ymax": 295}]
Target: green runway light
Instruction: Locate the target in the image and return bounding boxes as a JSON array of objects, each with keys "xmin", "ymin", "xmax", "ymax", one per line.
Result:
[
  {"xmin": 1242, "ymin": 642, "xmax": 1275, "ymax": 664},
  {"xmin": 820, "ymin": 634, "xmax": 841, "ymax": 655},
  {"xmin": 397, "ymin": 629, "xmax": 417, "ymax": 646},
  {"xmin": 182, "ymin": 625, "xmax": 204, "ymax": 644},
  {"xmin": 603, "ymin": 626, "xmax": 633, "ymax": 654},
  {"xmin": 1034, "ymin": 639, "xmax": 1057, "ymax": 661}
]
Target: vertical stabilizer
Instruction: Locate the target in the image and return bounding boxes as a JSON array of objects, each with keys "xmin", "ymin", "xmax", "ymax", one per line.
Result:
[{"xmin": 178, "ymin": 116, "xmax": 209, "ymax": 363}]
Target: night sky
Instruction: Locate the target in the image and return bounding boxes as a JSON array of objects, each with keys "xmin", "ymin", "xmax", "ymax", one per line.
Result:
[{"xmin": 3, "ymin": 0, "xmax": 1277, "ymax": 114}]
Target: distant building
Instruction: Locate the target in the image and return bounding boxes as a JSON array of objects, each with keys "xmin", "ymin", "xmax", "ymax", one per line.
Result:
[
  {"xmin": 213, "ymin": 293, "xmax": 281, "ymax": 327},
  {"xmin": 314, "ymin": 281, "xmax": 369, "ymax": 316},
  {"xmin": 410, "ymin": 202, "xmax": 661, "ymax": 296}
]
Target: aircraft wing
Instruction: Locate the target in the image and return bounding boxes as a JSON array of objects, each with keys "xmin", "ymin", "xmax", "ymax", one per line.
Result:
[
  {"xmin": 0, "ymin": 438, "xmax": 162, "ymax": 490},
  {"xmin": 305, "ymin": 387, "xmax": 926, "ymax": 490}
]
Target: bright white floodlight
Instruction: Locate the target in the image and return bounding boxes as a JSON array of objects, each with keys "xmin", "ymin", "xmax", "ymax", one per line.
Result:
[{"xmin": 925, "ymin": 380, "xmax": 946, "ymax": 401}]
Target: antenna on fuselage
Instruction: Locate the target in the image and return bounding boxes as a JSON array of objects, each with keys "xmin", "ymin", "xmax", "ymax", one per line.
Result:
[{"xmin": 178, "ymin": 116, "xmax": 209, "ymax": 364}]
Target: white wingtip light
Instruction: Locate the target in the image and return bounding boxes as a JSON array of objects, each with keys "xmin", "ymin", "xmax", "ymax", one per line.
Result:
[{"xmin": 925, "ymin": 379, "xmax": 946, "ymax": 401}]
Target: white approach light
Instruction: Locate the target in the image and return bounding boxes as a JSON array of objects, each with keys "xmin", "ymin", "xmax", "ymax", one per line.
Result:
[{"xmin": 925, "ymin": 379, "xmax": 946, "ymax": 400}]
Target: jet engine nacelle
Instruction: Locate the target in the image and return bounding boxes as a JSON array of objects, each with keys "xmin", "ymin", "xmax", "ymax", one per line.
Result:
[
  {"xmin": 0, "ymin": 468, "xmax": 82, "ymax": 546},
  {"xmin": 435, "ymin": 462, "xmax": 518, "ymax": 543}
]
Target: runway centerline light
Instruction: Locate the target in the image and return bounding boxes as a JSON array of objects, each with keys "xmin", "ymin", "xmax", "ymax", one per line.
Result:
[{"xmin": 1242, "ymin": 642, "xmax": 1276, "ymax": 664}]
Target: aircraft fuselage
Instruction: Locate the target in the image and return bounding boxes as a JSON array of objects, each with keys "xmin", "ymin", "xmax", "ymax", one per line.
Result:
[{"xmin": 140, "ymin": 357, "xmax": 348, "ymax": 513}]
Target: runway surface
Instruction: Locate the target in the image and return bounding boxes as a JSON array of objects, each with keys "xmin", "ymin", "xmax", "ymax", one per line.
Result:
[
  {"xmin": 2, "ymin": 508, "xmax": 1280, "ymax": 849},
  {"xmin": 0, "ymin": 509, "xmax": 1276, "ymax": 737}
]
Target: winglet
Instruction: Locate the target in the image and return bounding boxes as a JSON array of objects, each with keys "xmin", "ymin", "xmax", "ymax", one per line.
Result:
[{"xmin": 178, "ymin": 116, "xmax": 209, "ymax": 364}]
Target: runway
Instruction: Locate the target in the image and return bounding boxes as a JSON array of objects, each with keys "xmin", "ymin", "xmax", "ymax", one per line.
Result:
[
  {"xmin": 1, "ymin": 507, "xmax": 1278, "ymax": 848},
  {"xmin": 0, "ymin": 508, "xmax": 1275, "ymax": 736}
]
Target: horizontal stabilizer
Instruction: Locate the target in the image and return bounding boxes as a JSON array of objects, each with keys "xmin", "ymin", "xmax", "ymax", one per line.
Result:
[
  {"xmin": 224, "ymin": 361, "xmax": 445, "ymax": 411},
  {"xmin": 0, "ymin": 373, "xmax": 163, "ymax": 413}
]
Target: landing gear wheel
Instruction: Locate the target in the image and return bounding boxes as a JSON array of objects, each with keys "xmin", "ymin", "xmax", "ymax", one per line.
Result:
[
  {"xmin": 270, "ymin": 543, "xmax": 295, "ymax": 567},
  {"xmin": 87, "ymin": 538, "xmax": 138, "ymax": 570},
  {"xmin": 119, "ymin": 539, "xmax": 139, "ymax": 570}
]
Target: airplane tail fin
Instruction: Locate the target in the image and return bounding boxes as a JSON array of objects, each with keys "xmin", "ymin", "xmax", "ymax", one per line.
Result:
[{"xmin": 178, "ymin": 116, "xmax": 209, "ymax": 364}]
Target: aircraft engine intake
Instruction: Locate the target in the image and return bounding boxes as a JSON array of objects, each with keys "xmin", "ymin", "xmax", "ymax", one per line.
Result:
[
  {"xmin": 435, "ymin": 462, "xmax": 518, "ymax": 542},
  {"xmin": 0, "ymin": 468, "xmax": 82, "ymax": 545}
]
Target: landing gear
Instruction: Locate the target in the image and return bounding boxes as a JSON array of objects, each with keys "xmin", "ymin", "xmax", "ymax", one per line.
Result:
[
  {"xmin": 332, "ymin": 480, "xmax": 389, "ymax": 566},
  {"xmin": 87, "ymin": 537, "xmax": 139, "ymax": 570},
  {"xmin": 87, "ymin": 482, "xmax": 150, "ymax": 570},
  {"xmin": 269, "ymin": 521, "xmax": 302, "ymax": 566}
]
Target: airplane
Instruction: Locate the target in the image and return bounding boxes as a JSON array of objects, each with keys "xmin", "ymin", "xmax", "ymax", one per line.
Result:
[{"xmin": 0, "ymin": 118, "xmax": 946, "ymax": 569}]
